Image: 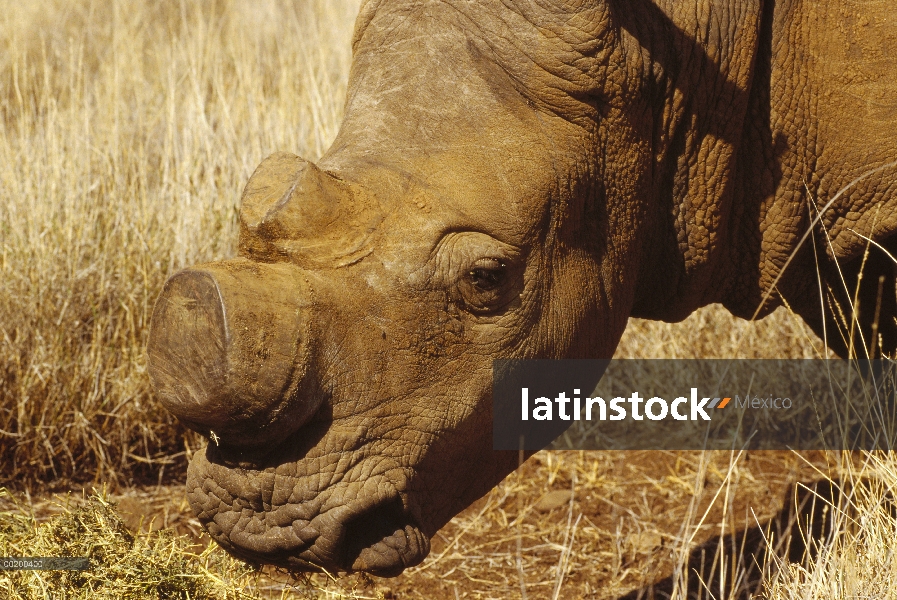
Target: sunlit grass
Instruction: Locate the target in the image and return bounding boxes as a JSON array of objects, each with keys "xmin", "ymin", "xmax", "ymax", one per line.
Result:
[
  {"xmin": 0, "ymin": 0, "xmax": 359, "ymax": 486},
  {"xmin": 0, "ymin": 488, "xmax": 261, "ymax": 599}
]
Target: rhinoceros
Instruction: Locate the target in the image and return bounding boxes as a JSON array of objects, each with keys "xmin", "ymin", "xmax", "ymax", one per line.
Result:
[{"xmin": 146, "ymin": 0, "xmax": 897, "ymax": 576}]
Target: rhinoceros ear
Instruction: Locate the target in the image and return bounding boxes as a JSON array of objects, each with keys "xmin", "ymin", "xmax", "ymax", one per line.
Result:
[{"xmin": 238, "ymin": 151, "xmax": 383, "ymax": 266}]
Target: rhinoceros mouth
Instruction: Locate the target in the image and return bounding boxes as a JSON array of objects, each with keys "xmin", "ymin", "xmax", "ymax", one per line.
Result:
[
  {"xmin": 340, "ymin": 496, "xmax": 430, "ymax": 576},
  {"xmin": 187, "ymin": 442, "xmax": 429, "ymax": 575}
]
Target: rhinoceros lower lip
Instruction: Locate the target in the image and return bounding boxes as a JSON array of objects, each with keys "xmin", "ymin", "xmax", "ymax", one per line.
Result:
[
  {"xmin": 222, "ymin": 495, "xmax": 429, "ymax": 576},
  {"xmin": 220, "ymin": 499, "xmax": 429, "ymax": 576},
  {"xmin": 188, "ymin": 445, "xmax": 428, "ymax": 575}
]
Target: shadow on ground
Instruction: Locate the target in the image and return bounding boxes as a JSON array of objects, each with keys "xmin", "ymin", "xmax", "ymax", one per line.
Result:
[{"xmin": 620, "ymin": 479, "xmax": 854, "ymax": 600}]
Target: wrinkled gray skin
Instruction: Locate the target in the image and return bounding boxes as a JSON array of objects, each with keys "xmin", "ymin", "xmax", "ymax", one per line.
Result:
[{"xmin": 148, "ymin": 0, "xmax": 897, "ymax": 576}]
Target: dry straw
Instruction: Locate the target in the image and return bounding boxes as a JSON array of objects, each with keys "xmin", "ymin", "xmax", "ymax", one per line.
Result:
[
  {"xmin": 0, "ymin": 0, "xmax": 359, "ymax": 487},
  {"xmin": 0, "ymin": 487, "xmax": 261, "ymax": 599}
]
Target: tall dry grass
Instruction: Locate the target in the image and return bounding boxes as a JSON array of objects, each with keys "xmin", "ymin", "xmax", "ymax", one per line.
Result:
[
  {"xmin": 0, "ymin": 0, "xmax": 360, "ymax": 486},
  {"xmin": 759, "ymin": 451, "xmax": 897, "ymax": 600}
]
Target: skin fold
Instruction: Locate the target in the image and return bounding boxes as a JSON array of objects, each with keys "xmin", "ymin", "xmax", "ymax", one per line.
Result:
[{"xmin": 146, "ymin": 0, "xmax": 897, "ymax": 576}]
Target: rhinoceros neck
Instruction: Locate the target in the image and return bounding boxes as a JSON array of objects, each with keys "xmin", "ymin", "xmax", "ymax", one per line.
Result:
[{"xmin": 623, "ymin": 0, "xmax": 768, "ymax": 321}]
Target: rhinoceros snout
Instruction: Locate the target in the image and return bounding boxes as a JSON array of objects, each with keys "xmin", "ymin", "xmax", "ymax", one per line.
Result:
[{"xmin": 147, "ymin": 257, "xmax": 318, "ymax": 449}]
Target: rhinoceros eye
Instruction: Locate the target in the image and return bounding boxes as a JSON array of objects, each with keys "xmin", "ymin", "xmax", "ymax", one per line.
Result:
[
  {"xmin": 459, "ymin": 257, "xmax": 513, "ymax": 313},
  {"xmin": 468, "ymin": 258, "xmax": 506, "ymax": 291},
  {"xmin": 433, "ymin": 231, "xmax": 522, "ymax": 315}
]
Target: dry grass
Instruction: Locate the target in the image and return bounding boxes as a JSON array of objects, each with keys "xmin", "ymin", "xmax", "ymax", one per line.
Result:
[
  {"xmin": 0, "ymin": 0, "xmax": 358, "ymax": 487},
  {"xmin": 2, "ymin": 0, "xmax": 897, "ymax": 599},
  {"xmin": 759, "ymin": 452, "xmax": 897, "ymax": 600},
  {"xmin": 0, "ymin": 487, "xmax": 260, "ymax": 599}
]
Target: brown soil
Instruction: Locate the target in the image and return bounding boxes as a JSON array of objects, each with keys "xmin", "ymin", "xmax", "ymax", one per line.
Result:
[
  {"xmin": 8, "ymin": 449, "xmax": 837, "ymax": 600},
  {"xmin": 377, "ymin": 450, "xmax": 834, "ymax": 600}
]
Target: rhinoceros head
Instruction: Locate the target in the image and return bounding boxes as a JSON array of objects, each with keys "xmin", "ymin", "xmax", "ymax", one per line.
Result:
[{"xmin": 147, "ymin": 0, "xmax": 648, "ymax": 575}]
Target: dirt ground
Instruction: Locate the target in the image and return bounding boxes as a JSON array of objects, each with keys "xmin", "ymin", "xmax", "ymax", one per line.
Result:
[
  {"xmin": 7, "ymin": 449, "xmax": 837, "ymax": 600},
  {"xmin": 378, "ymin": 450, "xmax": 834, "ymax": 600}
]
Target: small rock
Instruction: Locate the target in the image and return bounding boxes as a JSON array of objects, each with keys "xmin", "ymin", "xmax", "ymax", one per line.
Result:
[
  {"xmin": 534, "ymin": 490, "xmax": 573, "ymax": 512},
  {"xmin": 628, "ymin": 531, "xmax": 663, "ymax": 554}
]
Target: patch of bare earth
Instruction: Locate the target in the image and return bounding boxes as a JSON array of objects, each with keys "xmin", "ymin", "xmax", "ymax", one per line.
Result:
[
  {"xmin": 19, "ymin": 448, "xmax": 832, "ymax": 599},
  {"xmin": 303, "ymin": 450, "xmax": 835, "ymax": 599}
]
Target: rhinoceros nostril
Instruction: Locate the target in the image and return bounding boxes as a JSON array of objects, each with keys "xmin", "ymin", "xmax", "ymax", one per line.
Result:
[{"xmin": 148, "ymin": 258, "xmax": 320, "ymax": 448}]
